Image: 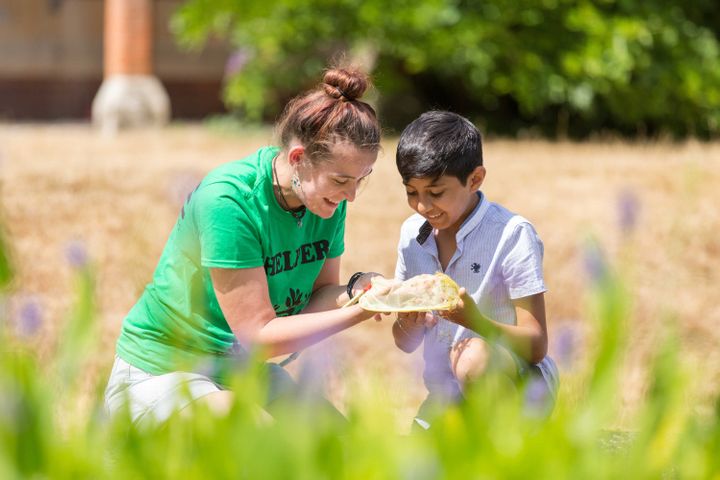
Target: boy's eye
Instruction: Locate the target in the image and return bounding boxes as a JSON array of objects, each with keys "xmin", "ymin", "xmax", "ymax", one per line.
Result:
[
  {"xmin": 405, "ymin": 190, "xmax": 417, "ymax": 196},
  {"xmin": 333, "ymin": 178, "xmax": 349, "ymax": 186},
  {"xmin": 429, "ymin": 191, "xmax": 444, "ymax": 198}
]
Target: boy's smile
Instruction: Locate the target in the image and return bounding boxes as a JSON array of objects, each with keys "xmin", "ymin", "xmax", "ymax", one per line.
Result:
[{"xmin": 403, "ymin": 166, "xmax": 486, "ymax": 233}]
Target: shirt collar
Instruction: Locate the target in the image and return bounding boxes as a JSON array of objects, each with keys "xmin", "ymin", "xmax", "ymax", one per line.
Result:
[
  {"xmin": 415, "ymin": 221, "xmax": 433, "ymax": 244},
  {"xmin": 456, "ymin": 191, "xmax": 490, "ymax": 242}
]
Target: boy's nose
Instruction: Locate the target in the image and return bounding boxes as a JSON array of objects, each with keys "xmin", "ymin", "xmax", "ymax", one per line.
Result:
[{"xmin": 416, "ymin": 199, "xmax": 432, "ymax": 214}]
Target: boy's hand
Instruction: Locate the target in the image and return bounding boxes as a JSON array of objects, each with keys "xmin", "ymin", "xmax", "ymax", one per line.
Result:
[
  {"xmin": 397, "ymin": 311, "xmax": 438, "ymax": 330},
  {"xmin": 393, "ymin": 311, "xmax": 431, "ymax": 354},
  {"xmin": 439, "ymin": 288, "xmax": 482, "ymax": 330}
]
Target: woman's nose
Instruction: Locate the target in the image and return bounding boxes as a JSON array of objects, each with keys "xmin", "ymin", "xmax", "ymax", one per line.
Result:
[{"xmin": 344, "ymin": 183, "xmax": 357, "ymax": 202}]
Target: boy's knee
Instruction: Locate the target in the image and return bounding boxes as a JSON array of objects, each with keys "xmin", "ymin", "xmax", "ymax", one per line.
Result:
[{"xmin": 451, "ymin": 338, "xmax": 491, "ymax": 386}]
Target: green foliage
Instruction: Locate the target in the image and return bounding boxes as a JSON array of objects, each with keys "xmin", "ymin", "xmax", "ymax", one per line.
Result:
[
  {"xmin": 172, "ymin": 0, "xmax": 720, "ymax": 138},
  {"xmin": 0, "ymin": 220, "xmax": 13, "ymax": 290},
  {"xmin": 1, "ymin": 219, "xmax": 719, "ymax": 477}
]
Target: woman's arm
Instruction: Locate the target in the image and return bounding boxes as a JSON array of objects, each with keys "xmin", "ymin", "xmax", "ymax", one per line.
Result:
[
  {"xmin": 211, "ymin": 265, "xmax": 377, "ymax": 358},
  {"xmin": 303, "ymin": 258, "xmax": 386, "ymax": 314},
  {"xmin": 300, "ymin": 256, "xmax": 348, "ymax": 313},
  {"xmin": 445, "ymin": 291, "xmax": 548, "ymax": 364}
]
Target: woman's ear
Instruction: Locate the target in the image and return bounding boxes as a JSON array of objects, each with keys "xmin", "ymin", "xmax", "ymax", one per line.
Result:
[
  {"xmin": 287, "ymin": 145, "xmax": 305, "ymax": 166},
  {"xmin": 469, "ymin": 166, "xmax": 486, "ymax": 190}
]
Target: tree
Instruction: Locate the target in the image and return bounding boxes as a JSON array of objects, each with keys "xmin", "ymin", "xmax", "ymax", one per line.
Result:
[{"xmin": 172, "ymin": 0, "xmax": 720, "ymax": 138}]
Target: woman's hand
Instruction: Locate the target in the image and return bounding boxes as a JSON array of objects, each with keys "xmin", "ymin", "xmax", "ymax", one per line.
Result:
[
  {"xmin": 350, "ymin": 271, "xmax": 383, "ymax": 297},
  {"xmin": 349, "ymin": 273, "xmax": 394, "ymax": 321}
]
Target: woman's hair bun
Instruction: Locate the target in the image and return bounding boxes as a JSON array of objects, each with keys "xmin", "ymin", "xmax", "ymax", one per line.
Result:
[
  {"xmin": 322, "ymin": 67, "xmax": 370, "ymax": 101},
  {"xmin": 276, "ymin": 64, "xmax": 380, "ymax": 156}
]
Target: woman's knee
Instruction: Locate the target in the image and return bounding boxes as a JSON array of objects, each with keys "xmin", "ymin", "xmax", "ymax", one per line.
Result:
[
  {"xmin": 193, "ymin": 390, "xmax": 234, "ymax": 416},
  {"xmin": 451, "ymin": 338, "xmax": 491, "ymax": 386},
  {"xmin": 187, "ymin": 391, "xmax": 274, "ymax": 424}
]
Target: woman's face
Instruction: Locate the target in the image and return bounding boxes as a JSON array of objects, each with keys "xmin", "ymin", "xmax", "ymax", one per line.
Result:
[{"xmin": 296, "ymin": 143, "xmax": 377, "ymax": 218}]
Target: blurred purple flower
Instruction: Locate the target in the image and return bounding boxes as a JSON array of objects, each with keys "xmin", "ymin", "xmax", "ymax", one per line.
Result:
[
  {"xmin": 224, "ymin": 48, "xmax": 251, "ymax": 78},
  {"xmin": 554, "ymin": 322, "xmax": 579, "ymax": 369},
  {"xmin": 65, "ymin": 240, "xmax": 88, "ymax": 268},
  {"xmin": 582, "ymin": 240, "xmax": 608, "ymax": 284},
  {"xmin": 16, "ymin": 296, "xmax": 43, "ymax": 337},
  {"xmin": 617, "ymin": 188, "xmax": 640, "ymax": 235},
  {"xmin": 523, "ymin": 376, "xmax": 550, "ymax": 417}
]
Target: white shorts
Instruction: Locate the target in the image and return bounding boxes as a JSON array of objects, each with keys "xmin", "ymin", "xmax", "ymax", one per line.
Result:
[{"xmin": 104, "ymin": 355, "xmax": 223, "ymax": 425}]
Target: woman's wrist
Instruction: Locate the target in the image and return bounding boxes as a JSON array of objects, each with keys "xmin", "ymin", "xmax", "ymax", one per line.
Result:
[
  {"xmin": 346, "ymin": 271, "xmax": 365, "ymax": 298},
  {"xmin": 348, "ymin": 304, "xmax": 378, "ymax": 322}
]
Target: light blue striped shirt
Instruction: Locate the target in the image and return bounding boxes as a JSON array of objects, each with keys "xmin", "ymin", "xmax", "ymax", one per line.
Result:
[{"xmin": 395, "ymin": 192, "xmax": 556, "ymax": 396}]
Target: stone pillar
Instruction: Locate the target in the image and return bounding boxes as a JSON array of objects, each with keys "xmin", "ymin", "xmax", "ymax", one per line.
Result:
[{"xmin": 92, "ymin": 0, "xmax": 170, "ymax": 133}]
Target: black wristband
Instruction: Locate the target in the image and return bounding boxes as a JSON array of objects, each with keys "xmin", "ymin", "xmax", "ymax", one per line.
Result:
[{"xmin": 346, "ymin": 271, "xmax": 365, "ymax": 299}]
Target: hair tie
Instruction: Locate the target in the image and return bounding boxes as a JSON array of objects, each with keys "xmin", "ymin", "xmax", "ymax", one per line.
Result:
[{"xmin": 335, "ymin": 87, "xmax": 353, "ymax": 101}]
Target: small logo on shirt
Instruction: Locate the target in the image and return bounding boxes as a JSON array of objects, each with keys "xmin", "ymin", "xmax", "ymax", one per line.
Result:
[
  {"xmin": 274, "ymin": 288, "xmax": 309, "ymax": 316},
  {"xmin": 471, "ymin": 262, "xmax": 481, "ymax": 273}
]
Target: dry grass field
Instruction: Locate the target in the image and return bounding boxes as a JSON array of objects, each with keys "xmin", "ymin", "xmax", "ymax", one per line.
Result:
[{"xmin": 1, "ymin": 123, "xmax": 718, "ymax": 428}]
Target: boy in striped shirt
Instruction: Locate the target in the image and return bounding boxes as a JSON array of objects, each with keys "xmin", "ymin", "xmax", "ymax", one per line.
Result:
[{"xmin": 392, "ymin": 111, "xmax": 559, "ymax": 429}]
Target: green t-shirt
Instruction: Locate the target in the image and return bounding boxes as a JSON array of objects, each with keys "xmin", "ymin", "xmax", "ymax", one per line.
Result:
[{"xmin": 116, "ymin": 146, "xmax": 346, "ymax": 377}]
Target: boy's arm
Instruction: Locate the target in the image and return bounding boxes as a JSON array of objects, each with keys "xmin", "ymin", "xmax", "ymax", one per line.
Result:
[{"xmin": 444, "ymin": 290, "xmax": 548, "ymax": 364}]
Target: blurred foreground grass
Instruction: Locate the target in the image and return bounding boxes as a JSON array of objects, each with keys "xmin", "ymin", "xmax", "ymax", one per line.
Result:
[{"xmin": 1, "ymin": 215, "xmax": 719, "ymax": 478}]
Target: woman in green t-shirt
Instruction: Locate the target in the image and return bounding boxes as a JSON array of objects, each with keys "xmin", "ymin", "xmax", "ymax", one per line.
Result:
[{"xmin": 105, "ymin": 66, "xmax": 384, "ymax": 425}]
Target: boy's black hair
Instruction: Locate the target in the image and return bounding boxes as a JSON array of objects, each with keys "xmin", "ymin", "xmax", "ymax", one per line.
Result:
[{"xmin": 396, "ymin": 110, "xmax": 483, "ymax": 185}]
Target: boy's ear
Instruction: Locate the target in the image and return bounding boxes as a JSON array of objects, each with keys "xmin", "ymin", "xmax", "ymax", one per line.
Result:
[{"xmin": 468, "ymin": 166, "xmax": 486, "ymax": 190}]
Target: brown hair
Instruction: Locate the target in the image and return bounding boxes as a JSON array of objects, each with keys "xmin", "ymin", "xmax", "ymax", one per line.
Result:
[{"xmin": 276, "ymin": 66, "xmax": 381, "ymax": 161}]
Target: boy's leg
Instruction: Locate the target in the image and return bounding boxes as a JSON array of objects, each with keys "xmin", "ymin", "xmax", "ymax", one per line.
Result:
[
  {"xmin": 521, "ymin": 356, "xmax": 560, "ymax": 417},
  {"xmin": 450, "ymin": 337, "xmax": 518, "ymax": 391},
  {"xmin": 412, "ymin": 378, "xmax": 464, "ymax": 432},
  {"xmin": 452, "ymin": 340, "xmax": 560, "ymax": 417},
  {"xmin": 413, "ymin": 392, "xmax": 456, "ymax": 432},
  {"xmin": 412, "ymin": 338, "xmax": 513, "ymax": 431}
]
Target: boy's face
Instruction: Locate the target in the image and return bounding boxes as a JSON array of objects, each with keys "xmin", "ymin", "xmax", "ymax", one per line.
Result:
[{"xmin": 403, "ymin": 166, "xmax": 486, "ymax": 231}]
